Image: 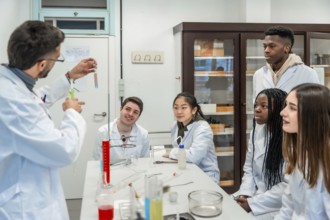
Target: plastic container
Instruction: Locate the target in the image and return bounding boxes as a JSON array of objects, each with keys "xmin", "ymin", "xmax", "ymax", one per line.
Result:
[
  {"xmin": 177, "ymin": 144, "xmax": 186, "ymax": 169},
  {"xmin": 188, "ymin": 190, "xmax": 223, "ymax": 217}
]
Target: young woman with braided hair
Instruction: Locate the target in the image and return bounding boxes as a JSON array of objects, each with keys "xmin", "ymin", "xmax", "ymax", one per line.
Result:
[
  {"xmin": 274, "ymin": 83, "xmax": 330, "ymax": 219},
  {"xmin": 233, "ymin": 88, "xmax": 287, "ymax": 220}
]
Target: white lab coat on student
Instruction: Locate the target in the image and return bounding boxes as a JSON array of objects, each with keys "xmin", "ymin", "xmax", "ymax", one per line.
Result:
[
  {"xmin": 233, "ymin": 124, "xmax": 287, "ymax": 219},
  {"xmin": 169, "ymin": 120, "xmax": 220, "ymax": 183},
  {"xmin": 93, "ymin": 118, "xmax": 150, "ymax": 161},
  {"xmin": 274, "ymin": 168, "xmax": 330, "ymax": 220},
  {"xmin": 253, "ymin": 64, "xmax": 319, "ymax": 101},
  {"xmin": 0, "ymin": 65, "xmax": 86, "ymax": 220}
]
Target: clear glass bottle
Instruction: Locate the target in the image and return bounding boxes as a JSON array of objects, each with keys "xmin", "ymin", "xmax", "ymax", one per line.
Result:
[{"xmin": 177, "ymin": 144, "xmax": 186, "ymax": 169}]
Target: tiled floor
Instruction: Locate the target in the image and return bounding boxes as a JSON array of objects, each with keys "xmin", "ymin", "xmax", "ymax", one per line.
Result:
[{"xmin": 66, "ymin": 199, "xmax": 82, "ymax": 220}]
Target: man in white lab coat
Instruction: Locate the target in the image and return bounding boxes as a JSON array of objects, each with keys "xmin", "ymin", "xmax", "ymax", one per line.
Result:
[
  {"xmin": 253, "ymin": 25, "xmax": 320, "ymax": 101},
  {"xmin": 0, "ymin": 20, "xmax": 97, "ymax": 219},
  {"xmin": 93, "ymin": 96, "xmax": 150, "ymax": 162}
]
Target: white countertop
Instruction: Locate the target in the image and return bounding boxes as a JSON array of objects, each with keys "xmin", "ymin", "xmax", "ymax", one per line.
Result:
[{"xmin": 80, "ymin": 150, "xmax": 252, "ymax": 220}]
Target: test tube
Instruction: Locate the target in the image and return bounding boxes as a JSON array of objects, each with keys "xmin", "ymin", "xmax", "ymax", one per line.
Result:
[
  {"xmin": 69, "ymin": 79, "xmax": 75, "ymax": 99},
  {"xmin": 144, "ymin": 175, "xmax": 150, "ymax": 220},
  {"xmin": 149, "ymin": 176, "xmax": 163, "ymax": 220},
  {"xmin": 150, "ymin": 146, "xmax": 154, "ymax": 167},
  {"xmin": 94, "ymin": 72, "xmax": 99, "ymax": 88}
]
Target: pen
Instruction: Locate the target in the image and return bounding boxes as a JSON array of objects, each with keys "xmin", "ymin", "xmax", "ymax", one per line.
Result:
[
  {"xmin": 42, "ymin": 95, "xmax": 47, "ymax": 103},
  {"xmin": 153, "ymin": 160, "xmax": 178, "ymax": 164}
]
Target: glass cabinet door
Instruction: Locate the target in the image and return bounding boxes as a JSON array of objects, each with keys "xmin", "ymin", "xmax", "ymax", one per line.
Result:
[
  {"xmin": 186, "ymin": 34, "xmax": 238, "ymax": 190},
  {"xmin": 308, "ymin": 32, "xmax": 330, "ymax": 88}
]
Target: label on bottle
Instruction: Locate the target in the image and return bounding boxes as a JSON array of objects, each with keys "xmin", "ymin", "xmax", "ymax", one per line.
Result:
[{"xmin": 178, "ymin": 148, "xmax": 186, "ymax": 169}]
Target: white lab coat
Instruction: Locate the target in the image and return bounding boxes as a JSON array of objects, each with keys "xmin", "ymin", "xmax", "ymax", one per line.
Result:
[
  {"xmin": 274, "ymin": 169, "xmax": 330, "ymax": 220},
  {"xmin": 93, "ymin": 119, "xmax": 150, "ymax": 161},
  {"xmin": 169, "ymin": 120, "xmax": 220, "ymax": 183},
  {"xmin": 0, "ymin": 65, "xmax": 86, "ymax": 220},
  {"xmin": 233, "ymin": 124, "xmax": 287, "ymax": 218},
  {"xmin": 253, "ymin": 64, "xmax": 320, "ymax": 101}
]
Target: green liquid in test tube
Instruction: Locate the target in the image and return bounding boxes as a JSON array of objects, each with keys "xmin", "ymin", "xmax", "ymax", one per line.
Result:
[{"xmin": 70, "ymin": 79, "xmax": 74, "ymax": 99}]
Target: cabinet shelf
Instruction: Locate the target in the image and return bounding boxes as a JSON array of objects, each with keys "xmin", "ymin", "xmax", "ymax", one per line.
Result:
[
  {"xmin": 245, "ymin": 70, "xmax": 255, "ymax": 75},
  {"xmin": 246, "ymin": 56, "xmax": 264, "ymax": 59},
  {"xmin": 204, "ymin": 111, "xmax": 233, "ymax": 115},
  {"xmin": 195, "ymin": 71, "xmax": 233, "ymax": 76},
  {"xmin": 220, "ymin": 180, "xmax": 234, "ymax": 187},
  {"xmin": 311, "ymin": 64, "xmax": 330, "ymax": 68},
  {"xmin": 215, "ymin": 146, "xmax": 234, "ymax": 156},
  {"xmin": 213, "ymin": 130, "xmax": 234, "ymax": 135},
  {"xmin": 216, "ymin": 151, "xmax": 234, "ymax": 157},
  {"xmin": 195, "ymin": 56, "xmax": 233, "ymax": 60}
]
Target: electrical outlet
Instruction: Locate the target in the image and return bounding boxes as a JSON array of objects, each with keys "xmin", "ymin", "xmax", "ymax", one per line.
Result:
[{"xmin": 131, "ymin": 51, "xmax": 164, "ymax": 64}]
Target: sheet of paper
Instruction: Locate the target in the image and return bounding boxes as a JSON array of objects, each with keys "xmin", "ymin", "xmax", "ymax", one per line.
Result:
[{"xmin": 65, "ymin": 46, "xmax": 91, "ymax": 92}]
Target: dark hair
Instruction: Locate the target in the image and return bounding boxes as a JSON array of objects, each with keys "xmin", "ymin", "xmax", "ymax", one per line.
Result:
[
  {"xmin": 173, "ymin": 92, "xmax": 205, "ymax": 119},
  {"xmin": 7, "ymin": 20, "xmax": 65, "ymax": 69},
  {"xmin": 283, "ymin": 83, "xmax": 330, "ymax": 192},
  {"xmin": 121, "ymin": 96, "xmax": 144, "ymax": 115},
  {"xmin": 264, "ymin": 25, "xmax": 294, "ymax": 48},
  {"xmin": 252, "ymin": 88, "xmax": 287, "ymax": 189}
]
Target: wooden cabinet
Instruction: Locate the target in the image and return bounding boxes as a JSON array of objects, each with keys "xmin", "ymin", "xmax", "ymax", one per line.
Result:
[{"xmin": 173, "ymin": 22, "xmax": 330, "ymax": 194}]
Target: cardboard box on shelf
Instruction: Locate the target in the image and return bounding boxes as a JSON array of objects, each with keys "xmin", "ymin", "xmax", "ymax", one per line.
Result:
[
  {"xmin": 213, "ymin": 48, "xmax": 224, "ymax": 57},
  {"xmin": 210, "ymin": 124, "xmax": 225, "ymax": 133},
  {"xmin": 216, "ymin": 104, "xmax": 234, "ymax": 112},
  {"xmin": 200, "ymin": 41, "xmax": 213, "ymax": 57},
  {"xmin": 215, "ymin": 146, "xmax": 234, "ymax": 152}
]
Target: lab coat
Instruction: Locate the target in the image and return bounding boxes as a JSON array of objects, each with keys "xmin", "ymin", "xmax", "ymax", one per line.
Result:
[
  {"xmin": 233, "ymin": 124, "xmax": 287, "ymax": 218},
  {"xmin": 169, "ymin": 120, "xmax": 220, "ymax": 183},
  {"xmin": 274, "ymin": 169, "xmax": 330, "ymax": 220},
  {"xmin": 0, "ymin": 65, "xmax": 86, "ymax": 220},
  {"xmin": 93, "ymin": 119, "xmax": 150, "ymax": 161},
  {"xmin": 253, "ymin": 64, "xmax": 320, "ymax": 101}
]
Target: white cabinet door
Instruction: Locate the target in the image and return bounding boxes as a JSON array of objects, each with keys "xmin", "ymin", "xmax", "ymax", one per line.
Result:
[{"xmin": 35, "ymin": 36, "xmax": 116, "ymax": 198}]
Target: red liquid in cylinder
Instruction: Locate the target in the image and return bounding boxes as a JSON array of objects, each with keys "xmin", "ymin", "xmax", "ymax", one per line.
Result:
[
  {"xmin": 98, "ymin": 205, "xmax": 114, "ymax": 220},
  {"xmin": 102, "ymin": 140, "xmax": 110, "ymax": 184}
]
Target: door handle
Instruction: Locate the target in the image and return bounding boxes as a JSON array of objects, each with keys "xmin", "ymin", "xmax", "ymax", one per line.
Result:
[{"xmin": 94, "ymin": 112, "xmax": 107, "ymax": 117}]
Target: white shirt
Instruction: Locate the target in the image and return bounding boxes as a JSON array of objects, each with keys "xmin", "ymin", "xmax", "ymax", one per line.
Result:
[
  {"xmin": 93, "ymin": 118, "xmax": 150, "ymax": 161},
  {"xmin": 275, "ymin": 169, "xmax": 330, "ymax": 220},
  {"xmin": 169, "ymin": 120, "xmax": 220, "ymax": 183},
  {"xmin": 0, "ymin": 65, "xmax": 86, "ymax": 220},
  {"xmin": 233, "ymin": 124, "xmax": 287, "ymax": 216}
]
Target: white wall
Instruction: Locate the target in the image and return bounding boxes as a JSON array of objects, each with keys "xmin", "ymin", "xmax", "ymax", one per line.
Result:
[
  {"xmin": 270, "ymin": 0, "xmax": 330, "ymax": 23},
  {"xmin": 0, "ymin": 0, "xmax": 31, "ymax": 62},
  {"xmin": 112, "ymin": 0, "xmax": 246, "ymax": 140}
]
